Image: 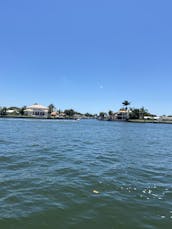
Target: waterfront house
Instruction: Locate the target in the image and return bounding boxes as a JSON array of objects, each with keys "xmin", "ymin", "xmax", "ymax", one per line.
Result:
[
  {"xmin": 6, "ymin": 109, "xmax": 19, "ymax": 115},
  {"xmin": 116, "ymin": 109, "xmax": 130, "ymax": 120},
  {"xmin": 24, "ymin": 104, "xmax": 48, "ymax": 118},
  {"xmin": 51, "ymin": 111, "xmax": 57, "ymax": 117},
  {"xmin": 160, "ymin": 116, "xmax": 172, "ymax": 121},
  {"xmin": 144, "ymin": 116, "xmax": 160, "ymax": 120}
]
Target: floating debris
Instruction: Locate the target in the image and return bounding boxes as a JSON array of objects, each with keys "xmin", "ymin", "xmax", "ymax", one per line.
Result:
[
  {"xmin": 93, "ymin": 190, "xmax": 100, "ymax": 194},
  {"xmin": 161, "ymin": 216, "xmax": 166, "ymax": 219}
]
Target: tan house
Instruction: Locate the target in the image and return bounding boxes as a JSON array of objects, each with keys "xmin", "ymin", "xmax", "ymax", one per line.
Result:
[
  {"xmin": 24, "ymin": 104, "xmax": 48, "ymax": 118},
  {"xmin": 109, "ymin": 109, "xmax": 131, "ymax": 121},
  {"xmin": 116, "ymin": 109, "xmax": 130, "ymax": 120}
]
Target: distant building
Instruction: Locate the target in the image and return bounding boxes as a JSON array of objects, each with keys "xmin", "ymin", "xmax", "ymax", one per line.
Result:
[
  {"xmin": 51, "ymin": 111, "xmax": 57, "ymax": 117},
  {"xmin": 115, "ymin": 109, "xmax": 130, "ymax": 120},
  {"xmin": 24, "ymin": 104, "xmax": 48, "ymax": 118},
  {"xmin": 6, "ymin": 109, "xmax": 19, "ymax": 115},
  {"xmin": 144, "ymin": 116, "xmax": 160, "ymax": 120},
  {"xmin": 102, "ymin": 109, "xmax": 131, "ymax": 121},
  {"xmin": 160, "ymin": 116, "xmax": 172, "ymax": 121}
]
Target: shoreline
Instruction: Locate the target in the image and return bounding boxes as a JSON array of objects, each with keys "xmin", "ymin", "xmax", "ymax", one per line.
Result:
[
  {"xmin": 128, "ymin": 119, "xmax": 172, "ymax": 124},
  {"xmin": 1, "ymin": 116, "xmax": 172, "ymax": 124},
  {"xmin": 98, "ymin": 118, "xmax": 172, "ymax": 124},
  {"xmin": 0, "ymin": 115, "xmax": 82, "ymax": 120}
]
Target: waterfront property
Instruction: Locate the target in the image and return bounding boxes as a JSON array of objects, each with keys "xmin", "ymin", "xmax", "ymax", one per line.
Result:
[
  {"xmin": 24, "ymin": 104, "xmax": 48, "ymax": 118},
  {"xmin": 107, "ymin": 109, "xmax": 130, "ymax": 121},
  {"xmin": 160, "ymin": 116, "xmax": 172, "ymax": 121},
  {"xmin": 115, "ymin": 109, "xmax": 130, "ymax": 120},
  {"xmin": 6, "ymin": 109, "xmax": 19, "ymax": 115},
  {"xmin": 50, "ymin": 111, "xmax": 66, "ymax": 119}
]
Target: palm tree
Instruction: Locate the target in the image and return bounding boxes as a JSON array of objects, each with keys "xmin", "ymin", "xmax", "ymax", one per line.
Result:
[
  {"xmin": 108, "ymin": 110, "xmax": 113, "ymax": 116},
  {"xmin": 108, "ymin": 110, "xmax": 113, "ymax": 120},
  {"xmin": 0, "ymin": 107, "xmax": 7, "ymax": 116},
  {"xmin": 48, "ymin": 104, "xmax": 55, "ymax": 117},
  {"xmin": 19, "ymin": 106, "xmax": 26, "ymax": 116},
  {"xmin": 139, "ymin": 107, "xmax": 149, "ymax": 119},
  {"xmin": 122, "ymin": 100, "xmax": 130, "ymax": 110},
  {"xmin": 129, "ymin": 108, "xmax": 140, "ymax": 119}
]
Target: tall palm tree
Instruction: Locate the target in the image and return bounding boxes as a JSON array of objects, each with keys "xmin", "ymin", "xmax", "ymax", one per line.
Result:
[
  {"xmin": 122, "ymin": 100, "xmax": 130, "ymax": 110},
  {"xmin": 48, "ymin": 104, "xmax": 55, "ymax": 116}
]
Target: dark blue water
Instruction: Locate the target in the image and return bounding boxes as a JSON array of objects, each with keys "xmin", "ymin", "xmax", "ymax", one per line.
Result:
[{"xmin": 0, "ymin": 119, "xmax": 172, "ymax": 228}]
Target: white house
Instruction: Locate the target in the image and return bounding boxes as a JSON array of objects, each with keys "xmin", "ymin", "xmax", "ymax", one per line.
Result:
[
  {"xmin": 6, "ymin": 109, "xmax": 19, "ymax": 115},
  {"xmin": 24, "ymin": 104, "xmax": 49, "ymax": 118},
  {"xmin": 144, "ymin": 116, "xmax": 160, "ymax": 120}
]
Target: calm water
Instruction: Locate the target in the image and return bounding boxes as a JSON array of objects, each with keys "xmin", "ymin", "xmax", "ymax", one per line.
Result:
[{"xmin": 0, "ymin": 119, "xmax": 172, "ymax": 229}]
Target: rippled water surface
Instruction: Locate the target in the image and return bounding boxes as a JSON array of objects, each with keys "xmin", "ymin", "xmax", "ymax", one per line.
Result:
[{"xmin": 0, "ymin": 118, "xmax": 172, "ymax": 228}]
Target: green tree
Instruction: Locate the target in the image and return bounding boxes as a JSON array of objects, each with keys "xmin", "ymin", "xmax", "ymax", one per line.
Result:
[
  {"xmin": 99, "ymin": 112, "xmax": 107, "ymax": 120},
  {"xmin": 19, "ymin": 106, "xmax": 26, "ymax": 116},
  {"xmin": 129, "ymin": 107, "xmax": 151, "ymax": 119},
  {"xmin": 108, "ymin": 110, "xmax": 113, "ymax": 120},
  {"xmin": 108, "ymin": 110, "xmax": 113, "ymax": 116},
  {"xmin": 64, "ymin": 109, "xmax": 75, "ymax": 117},
  {"xmin": 129, "ymin": 108, "xmax": 140, "ymax": 119},
  {"xmin": 85, "ymin": 113, "xmax": 93, "ymax": 117},
  {"xmin": 139, "ymin": 107, "xmax": 145, "ymax": 119},
  {"xmin": 0, "ymin": 107, "xmax": 7, "ymax": 116},
  {"xmin": 139, "ymin": 107, "xmax": 154, "ymax": 119},
  {"xmin": 99, "ymin": 112, "xmax": 105, "ymax": 117},
  {"xmin": 122, "ymin": 100, "xmax": 130, "ymax": 110},
  {"xmin": 48, "ymin": 104, "xmax": 55, "ymax": 115}
]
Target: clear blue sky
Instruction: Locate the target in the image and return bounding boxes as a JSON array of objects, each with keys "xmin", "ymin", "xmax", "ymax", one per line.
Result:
[{"xmin": 0, "ymin": 0, "xmax": 172, "ymax": 115}]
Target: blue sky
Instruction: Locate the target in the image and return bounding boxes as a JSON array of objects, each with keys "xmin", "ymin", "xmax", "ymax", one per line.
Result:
[{"xmin": 0, "ymin": 0, "xmax": 172, "ymax": 115}]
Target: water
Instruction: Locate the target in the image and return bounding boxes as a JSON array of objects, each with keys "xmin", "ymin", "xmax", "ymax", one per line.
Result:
[{"xmin": 0, "ymin": 118, "xmax": 172, "ymax": 229}]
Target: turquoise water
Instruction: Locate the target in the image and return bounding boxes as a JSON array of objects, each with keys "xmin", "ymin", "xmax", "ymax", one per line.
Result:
[{"xmin": 0, "ymin": 118, "xmax": 172, "ymax": 229}]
